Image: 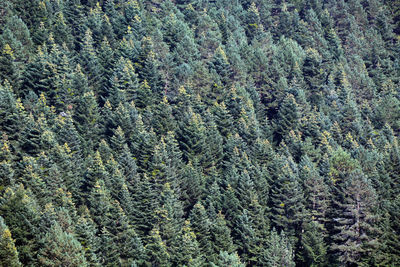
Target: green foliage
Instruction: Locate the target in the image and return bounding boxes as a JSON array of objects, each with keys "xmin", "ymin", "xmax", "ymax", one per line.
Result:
[
  {"xmin": 145, "ymin": 226, "xmax": 170, "ymax": 267},
  {"xmin": 301, "ymin": 221, "xmax": 328, "ymax": 267},
  {"xmin": 210, "ymin": 251, "xmax": 245, "ymax": 267},
  {"xmin": 0, "ymin": 0, "xmax": 399, "ymax": 265},
  {"xmin": 38, "ymin": 222, "xmax": 87, "ymax": 267},
  {"xmin": 331, "ymin": 171, "xmax": 379, "ymax": 266},
  {"xmin": 262, "ymin": 228, "xmax": 295, "ymax": 267},
  {"xmin": 0, "ymin": 216, "xmax": 21, "ymax": 267},
  {"xmin": 274, "ymin": 94, "xmax": 300, "ymax": 142}
]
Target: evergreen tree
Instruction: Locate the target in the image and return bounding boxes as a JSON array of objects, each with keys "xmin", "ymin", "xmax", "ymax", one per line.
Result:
[
  {"xmin": 75, "ymin": 208, "xmax": 100, "ymax": 267},
  {"xmin": 210, "ymin": 251, "xmax": 245, "ymax": 267},
  {"xmin": 331, "ymin": 171, "xmax": 379, "ymax": 266},
  {"xmin": 177, "ymin": 107, "xmax": 207, "ymax": 163},
  {"xmin": 269, "ymin": 156, "xmax": 305, "ymax": 242},
  {"xmin": 145, "ymin": 226, "xmax": 171, "ymax": 267},
  {"xmin": 261, "ymin": 228, "xmax": 295, "ymax": 267},
  {"xmin": 274, "ymin": 94, "xmax": 300, "ymax": 142},
  {"xmin": 189, "ymin": 202, "xmax": 213, "ymax": 257},
  {"xmin": 303, "ymin": 48, "xmax": 324, "ymax": 106},
  {"xmin": 301, "ymin": 221, "xmax": 328, "ymax": 267},
  {"xmin": 0, "ymin": 216, "xmax": 21, "ymax": 267},
  {"xmin": 0, "ymin": 186, "xmax": 41, "ymax": 265},
  {"xmin": 172, "ymin": 220, "xmax": 203, "ymax": 266},
  {"xmin": 80, "ymin": 29, "xmax": 101, "ymax": 93},
  {"xmin": 38, "ymin": 222, "xmax": 87, "ymax": 267},
  {"xmin": 210, "ymin": 211, "xmax": 236, "ymax": 260}
]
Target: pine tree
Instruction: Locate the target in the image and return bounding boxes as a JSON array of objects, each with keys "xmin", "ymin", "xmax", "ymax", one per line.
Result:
[
  {"xmin": 177, "ymin": 107, "xmax": 207, "ymax": 163},
  {"xmin": 180, "ymin": 162, "xmax": 205, "ymax": 213},
  {"xmin": 75, "ymin": 207, "xmax": 100, "ymax": 267},
  {"xmin": 189, "ymin": 202, "xmax": 213, "ymax": 257},
  {"xmin": 301, "ymin": 221, "xmax": 328, "ymax": 267},
  {"xmin": 275, "ymin": 94, "xmax": 300, "ymax": 142},
  {"xmin": 130, "ymin": 174, "xmax": 158, "ymax": 236},
  {"xmin": 97, "ymin": 227, "xmax": 120, "ymax": 266},
  {"xmin": 153, "ymin": 183, "xmax": 184, "ymax": 253},
  {"xmin": 210, "ymin": 211, "xmax": 236, "ymax": 260},
  {"xmin": 0, "ymin": 186, "xmax": 41, "ymax": 265},
  {"xmin": 83, "ymin": 151, "xmax": 109, "ymax": 194},
  {"xmin": 145, "ymin": 226, "xmax": 171, "ymax": 267},
  {"xmin": 107, "ymin": 57, "xmax": 139, "ymax": 106},
  {"xmin": 117, "ymin": 144, "xmax": 139, "ymax": 187},
  {"xmin": 300, "ymin": 155, "xmax": 329, "ymax": 227},
  {"xmin": 80, "ymin": 29, "xmax": 101, "ymax": 92},
  {"xmin": 52, "ymin": 12, "xmax": 73, "ymax": 48},
  {"xmin": 38, "ymin": 222, "xmax": 87, "ymax": 267},
  {"xmin": 0, "ymin": 44, "xmax": 18, "ymax": 83},
  {"xmin": 261, "ymin": 228, "xmax": 295, "ymax": 267},
  {"xmin": 150, "ymin": 97, "xmax": 177, "ymax": 136},
  {"xmin": 87, "ymin": 179, "xmax": 113, "ymax": 230},
  {"xmin": 98, "ymin": 37, "xmax": 115, "ymax": 96},
  {"xmin": 130, "ymin": 115, "xmax": 156, "ymax": 172},
  {"xmin": 0, "ymin": 137, "xmax": 15, "ymax": 187},
  {"xmin": 172, "ymin": 220, "xmax": 203, "ymax": 266},
  {"xmin": 234, "ymin": 210, "xmax": 263, "ymax": 265},
  {"xmin": 302, "ymin": 48, "xmax": 324, "ymax": 106},
  {"xmin": 0, "ymin": 216, "xmax": 21, "ymax": 267},
  {"xmin": 331, "ymin": 171, "xmax": 379, "ymax": 266},
  {"xmin": 0, "ymin": 80, "xmax": 26, "ymax": 145},
  {"xmin": 269, "ymin": 156, "xmax": 306, "ymax": 242},
  {"xmin": 73, "ymin": 89, "xmax": 101, "ymax": 151},
  {"xmin": 210, "ymin": 251, "xmax": 245, "ymax": 267},
  {"xmin": 378, "ymin": 197, "xmax": 400, "ymax": 266}
]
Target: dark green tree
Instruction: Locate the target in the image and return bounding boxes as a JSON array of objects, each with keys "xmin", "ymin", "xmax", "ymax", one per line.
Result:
[
  {"xmin": 38, "ymin": 222, "xmax": 87, "ymax": 267},
  {"xmin": 144, "ymin": 226, "xmax": 171, "ymax": 267},
  {"xmin": 0, "ymin": 216, "xmax": 21, "ymax": 267},
  {"xmin": 261, "ymin": 228, "xmax": 295, "ymax": 267}
]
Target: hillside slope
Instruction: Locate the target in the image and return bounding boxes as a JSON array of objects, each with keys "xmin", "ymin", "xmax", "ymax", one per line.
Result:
[{"xmin": 0, "ymin": 0, "xmax": 400, "ymax": 266}]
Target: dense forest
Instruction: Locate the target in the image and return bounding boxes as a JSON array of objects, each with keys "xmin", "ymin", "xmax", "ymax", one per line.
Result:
[{"xmin": 0, "ymin": 0, "xmax": 400, "ymax": 266}]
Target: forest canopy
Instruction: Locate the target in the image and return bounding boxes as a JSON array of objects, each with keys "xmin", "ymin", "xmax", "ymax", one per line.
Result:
[{"xmin": 0, "ymin": 0, "xmax": 400, "ymax": 266}]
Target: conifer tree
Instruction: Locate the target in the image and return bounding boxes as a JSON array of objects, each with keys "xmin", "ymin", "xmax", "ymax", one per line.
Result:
[
  {"xmin": 97, "ymin": 227, "xmax": 120, "ymax": 266},
  {"xmin": 38, "ymin": 222, "xmax": 87, "ymax": 267},
  {"xmin": 234, "ymin": 210, "xmax": 263, "ymax": 265},
  {"xmin": 0, "ymin": 186, "xmax": 41, "ymax": 265},
  {"xmin": 108, "ymin": 57, "xmax": 139, "ymax": 106},
  {"xmin": 0, "ymin": 216, "xmax": 21, "ymax": 267},
  {"xmin": 75, "ymin": 207, "xmax": 100, "ymax": 267},
  {"xmin": 300, "ymin": 155, "xmax": 329, "ymax": 227},
  {"xmin": 180, "ymin": 162, "xmax": 205, "ymax": 212},
  {"xmin": 275, "ymin": 94, "xmax": 300, "ymax": 142},
  {"xmin": 189, "ymin": 202, "xmax": 213, "ymax": 257},
  {"xmin": 331, "ymin": 171, "xmax": 379, "ymax": 266},
  {"xmin": 145, "ymin": 226, "xmax": 171, "ymax": 267},
  {"xmin": 177, "ymin": 108, "xmax": 207, "ymax": 163},
  {"xmin": 303, "ymin": 48, "xmax": 324, "ymax": 106},
  {"xmin": 173, "ymin": 220, "xmax": 204, "ymax": 266},
  {"xmin": 210, "ymin": 211, "xmax": 236, "ymax": 260},
  {"xmin": 301, "ymin": 221, "xmax": 328, "ymax": 267},
  {"xmin": 80, "ymin": 29, "xmax": 101, "ymax": 92},
  {"xmin": 262, "ymin": 228, "xmax": 295, "ymax": 267},
  {"xmin": 269, "ymin": 156, "xmax": 306, "ymax": 242},
  {"xmin": 0, "ymin": 44, "xmax": 18, "ymax": 83},
  {"xmin": 211, "ymin": 251, "xmax": 245, "ymax": 267},
  {"xmin": 130, "ymin": 174, "xmax": 158, "ymax": 236}
]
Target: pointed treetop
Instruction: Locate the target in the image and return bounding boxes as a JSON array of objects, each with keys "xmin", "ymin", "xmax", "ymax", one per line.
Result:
[
  {"xmin": 104, "ymin": 99, "xmax": 112, "ymax": 110},
  {"xmin": 2, "ymin": 44, "xmax": 14, "ymax": 59},
  {"xmin": 249, "ymin": 2, "xmax": 260, "ymax": 16},
  {"xmin": 215, "ymin": 45, "xmax": 229, "ymax": 64}
]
